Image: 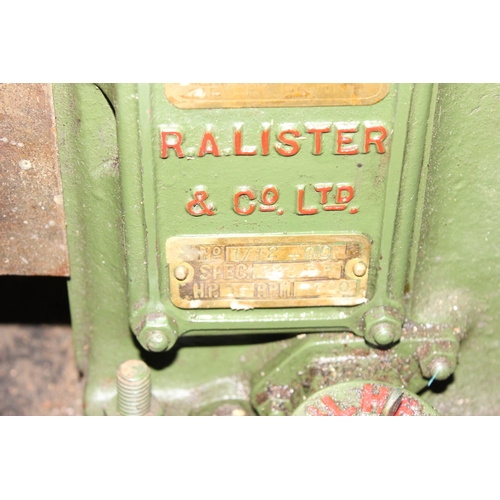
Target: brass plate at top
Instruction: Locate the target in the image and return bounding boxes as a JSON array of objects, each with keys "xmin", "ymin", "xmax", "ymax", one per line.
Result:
[
  {"xmin": 164, "ymin": 83, "xmax": 390, "ymax": 109},
  {"xmin": 166, "ymin": 234, "xmax": 370, "ymax": 309}
]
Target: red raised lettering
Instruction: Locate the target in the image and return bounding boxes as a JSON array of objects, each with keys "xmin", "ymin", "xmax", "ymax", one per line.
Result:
[
  {"xmin": 186, "ymin": 189, "xmax": 215, "ymax": 216},
  {"xmin": 323, "ymin": 184, "xmax": 354, "ymax": 211},
  {"xmin": 323, "ymin": 204, "xmax": 346, "ymax": 211},
  {"xmin": 234, "ymin": 125, "xmax": 257, "ymax": 156},
  {"xmin": 364, "ymin": 123, "xmax": 387, "ymax": 153},
  {"xmin": 306, "ymin": 123, "xmax": 331, "ymax": 155},
  {"xmin": 335, "ymin": 123, "xmax": 359, "ymax": 155},
  {"xmin": 198, "ymin": 130, "xmax": 220, "ymax": 157},
  {"xmin": 160, "ymin": 130, "xmax": 184, "ymax": 159},
  {"xmin": 297, "ymin": 186, "xmax": 318, "ymax": 215},
  {"xmin": 261, "ymin": 124, "xmax": 270, "ymax": 156},
  {"xmin": 307, "ymin": 406, "xmax": 326, "ymax": 416},
  {"xmin": 336, "ymin": 184, "xmax": 354, "ymax": 204},
  {"xmin": 321, "ymin": 395, "xmax": 357, "ymax": 416},
  {"xmin": 314, "ymin": 183, "xmax": 333, "ymax": 204},
  {"xmin": 234, "ymin": 188, "xmax": 256, "ymax": 215},
  {"xmin": 394, "ymin": 397, "xmax": 420, "ymax": 416},
  {"xmin": 360, "ymin": 383, "xmax": 389, "ymax": 414},
  {"xmin": 260, "ymin": 185, "xmax": 278, "ymax": 212},
  {"xmin": 276, "ymin": 129, "xmax": 301, "ymax": 156}
]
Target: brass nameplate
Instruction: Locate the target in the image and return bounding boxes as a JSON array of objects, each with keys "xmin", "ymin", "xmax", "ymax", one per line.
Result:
[
  {"xmin": 164, "ymin": 84, "xmax": 389, "ymax": 109},
  {"xmin": 166, "ymin": 235, "xmax": 370, "ymax": 309}
]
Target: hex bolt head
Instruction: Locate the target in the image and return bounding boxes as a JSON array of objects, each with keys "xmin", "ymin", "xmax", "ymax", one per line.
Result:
[
  {"xmin": 363, "ymin": 307, "xmax": 403, "ymax": 347},
  {"xmin": 174, "ymin": 265, "xmax": 188, "ymax": 281},
  {"xmin": 371, "ymin": 322, "xmax": 397, "ymax": 346},
  {"xmin": 135, "ymin": 315, "xmax": 179, "ymax": 353}
]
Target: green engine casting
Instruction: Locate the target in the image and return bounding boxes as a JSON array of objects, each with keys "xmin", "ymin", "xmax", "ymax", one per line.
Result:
[{"xmin": 49, "ymin": 84, "xmax": 500, "ymax": 416}]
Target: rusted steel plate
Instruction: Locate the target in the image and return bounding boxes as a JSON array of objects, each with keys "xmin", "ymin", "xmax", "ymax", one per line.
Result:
[
  {"xmin": 0, "ymin": 84, "xmax": 69, "ymax": 276},
  {"xmin": 165, "ymin": 83, "xmax": 390, "ymax": 109},
  {"xmin": 166, "ymin": 234, "xmax": 370, "ymax": 309}
]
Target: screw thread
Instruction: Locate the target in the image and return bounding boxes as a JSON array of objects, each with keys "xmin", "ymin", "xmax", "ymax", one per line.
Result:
[{"xmin": 117, "ymin": 360, "xmax": 151, "ymax": 416}]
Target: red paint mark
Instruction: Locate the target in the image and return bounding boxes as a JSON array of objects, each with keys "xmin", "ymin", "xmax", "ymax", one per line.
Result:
[
  {"xmin": 160, "ymin": 131, "xmax": 184, "ymax": 158},
  {"xmin": 259, "ymin": 185, "xmax": 278, "ymax": 212},
  {"xmin": 360, "ymin": 384, "xmax": 389, "ymax": 414},
  {"xmin": 186, "ymin": 190, "xmax": 215, "ymax": 216},
  {"xmin": 323, "ymin": 204, "xmax": 347, "ymax": 211},
  {"xmin": 277, "ymin": 209, "xmax": 284, "ymax": 215},
  {"xmin": 306, "ymin": 125, "xmax": 330, "ymax": 155},
  {"xmin": 314, "ymin": 183, "xmax": 333, "ymax": 204},
  {"xmin": 336, "ymin": 124, "xmax": 359, "ymax": 155},
  {"xmin": 297, "ymin": 186, "xmax": 318, "ymax": 215},
  {"xmin": 336, "ymin": 184, "xmax": 354, "ymax": 204},
  {"xmin": 323, "ymin": 185, "xmax": 354, "ymax": 211},
  {"xmin": 321, "ymin": 395, "xmax": 357, "ymax": 416},
  {"xmin": 276, "ymin": 129, "xmax": 301, "ymax": 156},
  {"xmin": 262, "ymin": 186, "xmax": 279, "ymax": 205},
  {"xmin": 349, "ymin": 207, "xmax": 358, "ymax": 214},
  {"xmin": 198, "ymin": 130, "xmax": 220, "ymax": 157},
  {"xmin": 394, "ymin": 397, "xmax": 420, "ymax": 416},
  {"xmin": 234, "ymin": 126, "xmax": 257, "ymax": 156},
  {"xmin": 234, "ymin": 188, "xmax": 256, "ymax": 215},
  {"xmin": 261, "ymin": 126, "xmax": 270, "ymax": 156},
  {"xmin": 364, "ymin": 124, "xmax": 387, "ymax": 153},
  {"xmin": 307, "ymin": 406, "xmax": 326, "ymax": 416}
]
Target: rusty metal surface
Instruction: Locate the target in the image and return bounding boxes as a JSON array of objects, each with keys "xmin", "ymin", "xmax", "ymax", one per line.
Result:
[
  {"xmin": 164, "ymin": 83, "xmax": 390, "ymax": 108},
  {"xmin": 166, "ymin": 234, "xmax": 370, "ymax": 309},
  {"xmin": 0, "ymin": 83, "xmax": 69, "ymax": 276}
]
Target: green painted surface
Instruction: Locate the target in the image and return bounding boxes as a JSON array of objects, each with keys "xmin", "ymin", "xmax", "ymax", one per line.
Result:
[
  {"xmin": 107, "ymin": 84, "xmax": 434, "ymax": 343},
  {"xmin": 411, "ymin": 84, "xmax": 500, "ymax": 415},
  {"xmin": 54, "ymin": 84, "xmax": 500, "ymax": 415}
]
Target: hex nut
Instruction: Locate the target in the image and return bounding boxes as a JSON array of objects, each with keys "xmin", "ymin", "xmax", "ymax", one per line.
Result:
[
  {"xmin": 364, "ymin": 307, "xmax": 403, "ymax": 347},
  {"xmin": 138, "ymin": 328, "xmax": 175, "ymax": 352},
  {"xmin": 417, "ymin": 340, "xmax": 458, "ymax": 380}
]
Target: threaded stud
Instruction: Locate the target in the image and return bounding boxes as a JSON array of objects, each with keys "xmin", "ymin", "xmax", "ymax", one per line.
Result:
[{"xmin": 117, "ymin": 360, "xmax": 151, "ymax": 416}]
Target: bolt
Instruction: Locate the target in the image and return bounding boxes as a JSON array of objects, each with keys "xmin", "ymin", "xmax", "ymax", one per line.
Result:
[
  {"xmin": 417, "ymin": 336, "xmax": 459, "ymax": 380},
  {"xmin": 134, "ymin": 314, "xmax": 179, "ymax": 352},
  {"xmin": 174, "ymin": 265, "xmax": 188, "ymax": 281},
  {"xmin": 117, "ymin": 360, "xmax": 151, "ymax": 416},
  {"xmin": 353, "ymin": 261, "xmax": 367, "ymax": 277},
  {"xmin": 428, "ymin": 357, "xmax": 454, "ymax": 381},
  {"xmin": 363, "ymin": 307, "xmax": 402, "ymax": 347},
  {"xmin": 141, "ymin": 329, "xmax": 171, "ymax": 352},
  {"xmin": 371, "ymin": 322, "xmax": 398, "ymax": 346}
]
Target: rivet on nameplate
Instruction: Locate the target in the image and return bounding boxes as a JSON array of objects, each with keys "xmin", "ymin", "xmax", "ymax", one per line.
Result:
[
  {"xmin": 174, "ymin": 265, "xmax": 189, "ymax": 281},
  {"xmin": 353, "ymin": 262, "xmax": 367, "ymax": 277}
]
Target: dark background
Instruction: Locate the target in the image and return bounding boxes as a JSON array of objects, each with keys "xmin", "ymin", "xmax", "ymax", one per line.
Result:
[{"xmin": 0, "ymin": 276, "xmax": 83, "ymax": 415}]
